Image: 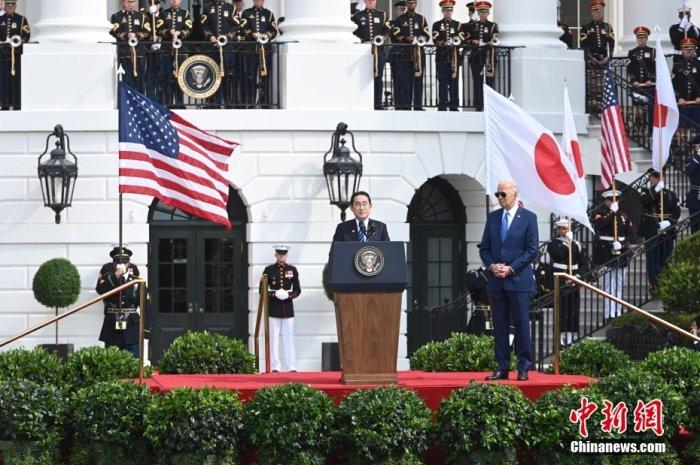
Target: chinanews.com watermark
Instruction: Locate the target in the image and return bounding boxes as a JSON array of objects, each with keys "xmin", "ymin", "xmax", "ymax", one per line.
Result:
[{"xmin": 568, "ymin": 397, "xmax": 668, "ymax": 455}]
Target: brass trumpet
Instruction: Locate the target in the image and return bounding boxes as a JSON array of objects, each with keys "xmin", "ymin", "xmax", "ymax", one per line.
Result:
[
  {"xmin": 450, "ymin": 36, "xmax": 462, "ymax": 46},
  {"xmin": 216, "ymin": 35, "xmax": 228, "ymax": 75},
  {"xmin": 412, "ymin": 36, "xmax": 427, "ymax": 46},
  {"xmin": 372, "ymin": 35, "xmax": 386, "ymax": 78},
  {"xmin": 257, "ymin": 33, "xmax": 270, "ymax": 45},
  {"xmin": 372, "ymin": 35, "xmax": 385, "ymax": 46},
  {"xmin": 7, "ymin": 35, "xmax": 21, "ymax": 77},
  {"xmin": 172, "ymin": 36, "xmax": 183, "ymax": 76},
  {"xmin": 412, "ymin": 36, "xmax": 426, "ymax": 77},
  {"xmin": 128, "ymin": 36, "xmax": 139, "ymax": 77},
  {"xmin": 450, "ymin": 35, "xmax": 461, "ymax": 79}
]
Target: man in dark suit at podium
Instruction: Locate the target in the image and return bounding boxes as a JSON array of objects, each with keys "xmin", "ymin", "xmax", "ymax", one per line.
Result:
[
  {"xmin": 332, "ymin": 191, "xmax": 391, "ymax": 242},
  {"xmin": 479, "ymin": 180, "xmax": 538, "ymax": 382}
]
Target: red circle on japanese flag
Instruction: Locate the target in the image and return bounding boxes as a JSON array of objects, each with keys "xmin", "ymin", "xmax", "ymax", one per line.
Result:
[{"xmin": 535, "ymin": 133, "xmax": 575, "ymax": 195}]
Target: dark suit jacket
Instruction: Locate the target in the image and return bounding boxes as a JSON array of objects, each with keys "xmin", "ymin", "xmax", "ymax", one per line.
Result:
[
  {"xmin": 479, "ymin": 207, "xmax": 538, "ymax": 292},
  {"xmin": 332, "ymin": 218, "xmax": 390, "ymax": 242}
]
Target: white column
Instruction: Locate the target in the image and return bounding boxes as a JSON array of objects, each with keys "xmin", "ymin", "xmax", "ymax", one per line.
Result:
[
  {"xmin": 32, "ymin": 0, "xmax": 113, "ymax": 43},
  {"xmin": 617, "ymin": 0, "xmax": 676, "ymax": 52},
  {"xmin": 495, "ymin": 0, "xmax": 563, "ymax": 48},
  {"xmin": 278, "ymin": 0, "xmax": 357, "ymax": 43}
]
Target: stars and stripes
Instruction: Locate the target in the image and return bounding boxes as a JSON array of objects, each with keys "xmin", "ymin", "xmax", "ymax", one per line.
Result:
[
  {"xmin": 599, "ymin": 68, "xmax": 632, "ymax": 189},
  {"xmin": 118, "ymin": 85, "xmax": 238, "ymax": 229}
]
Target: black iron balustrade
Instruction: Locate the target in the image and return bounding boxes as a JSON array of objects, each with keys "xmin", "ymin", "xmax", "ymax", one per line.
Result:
[
  {"xmin": 376, "ymin": 44, "xmax": 515, "ymax": 111},
  {"xmin": 113, "ymin": 41, "xmax": 280, "ymax": 110},
  {"xmin": 530, "ymin": 211, "xmax": 699, "ymax": 369}
]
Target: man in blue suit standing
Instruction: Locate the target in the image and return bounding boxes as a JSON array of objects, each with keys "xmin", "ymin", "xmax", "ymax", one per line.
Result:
[
  {"xmin": 332, "ymin": 191, "xmax": 391, "ymax": 242},
  {"xmin": 479, "ymin": 180, "xmax": 539, "ymax": 381}
]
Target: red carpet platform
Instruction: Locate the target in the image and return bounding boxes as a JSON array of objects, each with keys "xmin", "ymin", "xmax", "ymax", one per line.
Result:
[{"xmin": 144, "ymin": 370, "xmax": 593, "ymax": 410}]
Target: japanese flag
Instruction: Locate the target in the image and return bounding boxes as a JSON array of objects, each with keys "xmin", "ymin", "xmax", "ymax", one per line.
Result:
[
  {"xmin": 563, "ymin": 83, "xmax": 591, "ymax": 222},
  {"xmin": 652, "ymin": 27, "xmax": 679, "ymax": 171},
  {"xmin": 484, "ymin": 85, "xmax": 593, "ymax": 231}
]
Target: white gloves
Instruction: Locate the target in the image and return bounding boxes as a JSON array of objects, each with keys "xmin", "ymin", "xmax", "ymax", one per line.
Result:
[
  {"xmin": 654, "ymin": 181, "xmax": 665, "ymax": 193},
  {"xmin": 274, "ymin": 289, "xmax": 290, "ymax": 301},
  {"xmin": 149, "ymin": 4, "xmax": 158, "ymax": 13},
  {"xmin": 612, "ymin": 241, "xmax": 622, "ymax": 251},
  {"xmin": 659, "ymin": 220, "xmax": 671, "ymax": 231},
  {"xmin": 565, "ymin": 231, "xmax": 574, "ymax": 241},
  {"xmin": 151, "ymin": 43, "xmax": 162, "ymax": 51},
  {"xmin": 115, "ymin": 263, "xmax": 127, "ymax": 276},
  {"xmin": 610, "ymin": 202, "xmax": 619, "ymax": 213}
]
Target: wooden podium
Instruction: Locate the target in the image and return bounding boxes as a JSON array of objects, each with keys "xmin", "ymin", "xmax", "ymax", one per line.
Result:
[{"xmin": 329, "ymin": 242, "xmax": 407, "ymax": 385}]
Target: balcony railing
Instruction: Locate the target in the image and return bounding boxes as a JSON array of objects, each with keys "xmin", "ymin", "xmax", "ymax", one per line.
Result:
[
  {"xmin": 113, "ymin": 41, "xmax": 280, "ymax": 110},
  {"xmin": 376, "ymin": 44, "xmax": 515, "ymax": 111}
]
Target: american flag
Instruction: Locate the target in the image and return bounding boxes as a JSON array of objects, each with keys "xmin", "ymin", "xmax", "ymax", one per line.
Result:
[
  {"xmin": 599, "ymin": 68, "xmax": 632, "ymax": 189},
  {"xmin": 118, "ymin": 85, "xmax": 238, "ymax": 229}
]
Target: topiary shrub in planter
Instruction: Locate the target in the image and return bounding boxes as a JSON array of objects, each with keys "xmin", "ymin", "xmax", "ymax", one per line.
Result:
[
  {"xmin": 243, "ymin": 383, "xmax": 336, "ymax": 465},
  {"xmin": 639, "ymin": 346, "xmax": 700, "ymax": 398},
  {"xmin": 0, "ymin": 379, "xmax": 64, "ymax": 465},
  {"xmin": 63, "ymin": 346, "xmax": 144, "ymax": 391},
  {"xmin": 410, "ymin": 333, "xmax": 497, "ymax": 372},
  {"xmin": 555, "ymin": 339, "xmax": 631, "ymax": 378},
  {"xmin": 69, "ymin": 381, "xmax": 152, "ymax": 465},
  {"xmin": 0, "ymin": 347, "xmax": 64, "ymax": 386},
  {"xmin": 593, "ymin": 367, "xmax": 687, "ymax": 442},
  {"xmin": 335, "ymin": 386, "xmax": 432, "ymax": 465},
  {"xmin": 145, "ymin": 387, "xmax": 243, "ymax": 464},
  {"xmin": 529, "ymin": 386, "xmax": 614, "ymax": 464},
  {"xmin": 157, "ymin": 331, "xmax": 256, "ymax": 374},
  {"xmin": 436, "ymin": 382, "xmax": 531, "ymax": 465}
]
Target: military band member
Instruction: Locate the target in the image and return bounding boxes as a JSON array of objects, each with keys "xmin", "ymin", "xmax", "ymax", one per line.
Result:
[
  {"xmin": 262, "ymin": 245, "xmax": 301, "ymax": 372},
  {"xmin": 140, "ymin": 0, "xmax": 165, "ymax": 101},
  {"xmin": 158, "ymin": 0, "xmax": 192, "ymax": 108},
  {"xmin": 432, "ymin": 0, "xmax": 463, "ymax": 111},
  {"xmin": 627, "ymin": 26, "xmax": 655, "ymax": 132},
  {"xmin": 112, "ymin": 0, "xmax": 152, "ymax": 92},
  {"xmin": 465, "ymin": 1, "xmax": 478, "ymax": 26},
  {"xmin": 352, "ymin": 0, "xmax": 391, "ymax": 110},
  {"xmin": 591, "ymin": 189, "xmax": 633, "ymax": 320},
  {"xmin": 0, "ymin": 0, "xmax": 29, "ymax": 111},
  {"xmin": 686, "ymin": 136, "xmax": 700, "ymax": 233},
  {"xmin": 580, "ymin": 0, "xmax": 614, "ymax": 113},
  {"xmin": 390, "ymin": 0, "xmax": 429, "ymax": 111},
  {"xmin": 638, "ymin": 170, "xmax": 681, "ymax": 290},
  {"xmin": 242, "ymin": 0, "xmax": 277, "ymax": 108},
  {"xmin": 670, "ymin": 7, "xmax": 699, "ymax": 64},
  {"xmin": 201, "ymin": 0, "xmax": 244, "ymax": 107},
  {"xmin": 95, "ymin": 247, "xmax": 142, "ymax": 357},
  {"xmin": 547, "ymin": 219, "xmax": 589, "ymax": 346},
  {"xmin": 672, "ymin": 37, "xmax": 700, "ymax": 126},
  {"xmin": 462, "ymin": 0, "xmax": 498, "ymax": 112},
  {"xmin": 393, "ymin": 0, "xmax": 407, "ymax": 18}
]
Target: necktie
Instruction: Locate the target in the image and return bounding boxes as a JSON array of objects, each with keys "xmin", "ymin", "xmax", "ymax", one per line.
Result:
[
  {"xmin": 358, "ymin": 223, "xmax": 367, "ymax": 242},
  {"xmin": 501, "ymin": 211, "xmax": 509, "ymax": 242}
]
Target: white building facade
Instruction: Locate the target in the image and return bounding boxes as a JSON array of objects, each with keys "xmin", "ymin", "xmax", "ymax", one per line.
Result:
[{"xmin": 0, "ymin": 0, "xmax": 679, "ymax": 369}]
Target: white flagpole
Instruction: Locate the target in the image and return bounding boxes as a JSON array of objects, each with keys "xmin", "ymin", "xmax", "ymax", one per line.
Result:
[{"xmin": 483, "ymin": 71, "xmax": 492, "ymax": 216}]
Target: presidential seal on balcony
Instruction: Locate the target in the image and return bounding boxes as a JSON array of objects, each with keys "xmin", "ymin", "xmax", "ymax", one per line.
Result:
[
  {"xmin": 177, "ymin": 55, "xmax": 222, "ymax": 99},
  {"xmin": 354, "ymin": 246, "xmax": 385, "ymax": 277}
]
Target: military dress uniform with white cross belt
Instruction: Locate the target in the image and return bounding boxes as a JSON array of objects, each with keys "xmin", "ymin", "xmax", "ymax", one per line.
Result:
[
  {"xmin": 111, "ymin": 8, "xmax": 152, "ymax": 92},
  {"xmin": 0, "ymin": 0, "xmax": 29, "ymax": 110},
  {"xmin": 390, "ymin": 8, "xmax": 429, "ymax": 110},
  {"xmin": 201, "ymin": 0, "xmax": 244, "ymax": 107},
  {"xmin": 352, "ymin": 7, "xmax": 391, "ymax": 109},
  {"xmin": 241, "ymin": 5, "xmax": 277, "ymax": 108},
  {"xmin": 262, "ymin": 245, "xmax": 301, "ymax": 372},
  {"xmin": 432, "ymin": 0, "xmax": 463, "ymax": 111},
  {"xmin": 158, "ymin": 5, "xmax": 193, "ymax": 107}
]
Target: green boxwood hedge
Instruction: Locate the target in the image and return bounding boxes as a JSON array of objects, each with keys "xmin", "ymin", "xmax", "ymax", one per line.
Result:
[
  {"xmin": 436, "ymin": 383, "xmax": 531, "ymax": 465},
  {"xmin": 157, "ymin": 331, "xmax": 256, "ymax": 375},
  {"xmin": 243, "ymin": 383, "xmax": 336, "ymax": 465},
  {"xmin": 0, "ymin": 347, "xmax": 64, "ymax": 387},
  {"xmin": 64, "ymin": 346, "xmax": 144, "ymax": 391},
  {"xmin": 0, "ymin": 379, "xmax": 65, "ymax": 448},
  {"xmin": 410, "ymin": 333, "xmax": 498, "ymax": 372},
  {"xmin": 145, "ymin": 387, "xmax": 243, "ymax": 463},
  {"xmin": 335, "ymin": 386, "xmax": 432, "ymax": 465},
  {"xmin": 555, "ymin": 339, "xmax": 631, "ymax": 378},
  {"xmin": 638, "ymin": 346, "xmax": 700, "ymax": 398}
]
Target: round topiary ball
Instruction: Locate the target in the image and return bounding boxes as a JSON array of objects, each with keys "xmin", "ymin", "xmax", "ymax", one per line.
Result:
[
  {"xmin": 556, "ymin": 339, "xmax": 631, "ymax": 378},
  {"xmin": 32, "ymin": 258, "xmax": 81, "ymax": 308}
]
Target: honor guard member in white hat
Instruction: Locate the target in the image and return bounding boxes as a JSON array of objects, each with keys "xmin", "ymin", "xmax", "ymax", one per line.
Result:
[
  {"xmin": 241, "ymin": 0, "xmax": 278, "ymax": 108},
  {"xmin": 0, "ymin": 0, "xmax": 30, "ymax": 110},
  {"xmin": 461, "ymin": 1, "xmax": 499, "ymax": 112},
  {"xmin": 159, "ymin": 0, "xmax": 193, "ymax": 108},
  {"xmin": 432, "ymin": 0, "xmax": 463, "ymax": 112},
  {"xmin": 390, "ymin": 0, "xmax": 429, "ymax": 111},
  {"xmin": 95, "ymin": 247, "xmax": 143, "ymax": 357},
  {"xmin": 352, "ymin": 0, "xmax": 391, "ymax": 110},
  {"xmin": 547, "ymin": 219, "xmax": 589, "ymax": 346},
  {"xmin": 111, "ymin": 0, "xmax": 152, "ymax": 92},
  {"xmin": 591, "ymin": 189, "xmax": 633, "ymax": 320},
  {"xmin": 671, "ymin": 5, "xmax": 700, "ymax": 63},
  {"xmin": 262, "ymin": 245, "xmax": 301, "ymax": 372}
]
